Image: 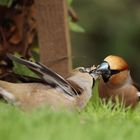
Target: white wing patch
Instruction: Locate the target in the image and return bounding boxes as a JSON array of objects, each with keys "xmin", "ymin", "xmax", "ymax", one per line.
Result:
[
  {"xmin": 0, "ymin": 87, "xmax": 16, "ymax": 103},
  {"xmin": 137, "ymin": 92, "xmax": 140, "ymax": 97}
]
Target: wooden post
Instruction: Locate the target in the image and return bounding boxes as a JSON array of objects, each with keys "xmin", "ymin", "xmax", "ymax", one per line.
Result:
[{"xmin": 35, "ymin": 0, "xmax": 72, "ymax": 77}]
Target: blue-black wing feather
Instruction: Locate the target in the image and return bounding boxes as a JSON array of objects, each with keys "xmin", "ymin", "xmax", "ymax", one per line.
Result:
[{"xmin": 8, "ymin": 54, "xmax": 78, "ymax": 97}]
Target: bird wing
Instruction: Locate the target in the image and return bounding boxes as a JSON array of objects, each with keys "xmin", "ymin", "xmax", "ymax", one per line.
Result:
[
  {"xmin": 8, "ymin": 54, "xmax": 78, "ymax": 97},
  {"xmin": 12, "ymin": 72, "xmax": 47, "ymax": 83},
  {"xmin": 133, "ymin": 82, "xmax": 140, "ymax": 100}
]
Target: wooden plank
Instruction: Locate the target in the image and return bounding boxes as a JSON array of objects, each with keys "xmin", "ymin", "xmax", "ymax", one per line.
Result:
[{"xmin": 35, "ymin": 0, "xmax": 72, "ymax": 77}]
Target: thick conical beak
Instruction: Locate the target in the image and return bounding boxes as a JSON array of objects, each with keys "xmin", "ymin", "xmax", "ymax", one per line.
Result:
[
  {"xmin": 93, "ymin": 61, "xmax": 111, "ymax": 82},
  {"xmin": 95, "ymin": 61, "xmax": 110, "ymax": 74}
]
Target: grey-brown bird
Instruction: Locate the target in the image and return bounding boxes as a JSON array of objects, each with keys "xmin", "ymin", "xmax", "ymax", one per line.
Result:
[
  {"xmin": 94, "ymin": 55, "xmax": 140, "ymax": 108},
  {"xmin": 0, "ymin": 55, "xmax": 99, "ymax": 111}
]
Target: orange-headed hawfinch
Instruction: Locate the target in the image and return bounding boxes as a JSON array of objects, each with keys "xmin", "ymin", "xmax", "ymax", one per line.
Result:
[{"xmin": 94, "ymin": 55, "xmax": 140, "ymax": 108}]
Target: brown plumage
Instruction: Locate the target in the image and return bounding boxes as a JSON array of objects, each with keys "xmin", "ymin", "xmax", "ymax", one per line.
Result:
[
  {"xmin": 97, "ymin": 55, "xmax": 139, "ymax": 108},
  {"xmin": 0, "ymin": 55, "xmax": 99, "ymax": 111}
]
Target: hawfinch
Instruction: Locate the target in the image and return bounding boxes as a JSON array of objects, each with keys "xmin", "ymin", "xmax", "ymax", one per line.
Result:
[
  {"xmin": 0, "ymin": 55, "xmax": 99, "ymax": 111},
  {"xmin": 94, "ymin": 55, "xmax": 140, "ymax": 108}
]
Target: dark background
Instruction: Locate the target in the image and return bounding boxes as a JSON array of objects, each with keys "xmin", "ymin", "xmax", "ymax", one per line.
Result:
[{"xmin": 71, "ymin": 0, "xmax": 140, "ymax": 83}]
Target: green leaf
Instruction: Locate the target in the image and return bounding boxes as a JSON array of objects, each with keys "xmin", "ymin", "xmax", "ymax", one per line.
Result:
[
  {"xmin": 13, "ymin": 61, "xmax": 38, "ymax": 77},
  {"xmin": 12, "ymin": 53, "xmax": 38, "ymax": 77},
  {"xmin": 69, "ymin": 21, "xmax": 85, "ymax": 33},
  {"xmin": 67, "ymin": 0, "xmax": 73, "ymax": 5},
  {"xmin": 0, "ymin": 0, "xmax": 13, "ymax": 7}
]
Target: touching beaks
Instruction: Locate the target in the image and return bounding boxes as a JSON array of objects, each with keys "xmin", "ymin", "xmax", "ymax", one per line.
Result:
[
  {"xmin": 93, "ymin": 61, "xmax": 121, "ymax": 82},
  {"xmin": 79, "ymin": 63, "xmax": 111, "ymax": 81},
  {"xmin": 92, "ymin": 61, "xmax": 112, "ymax": 82},
  {"xmin": 79, "ymin": 61, "xmax": 121, "ymax": 83}
]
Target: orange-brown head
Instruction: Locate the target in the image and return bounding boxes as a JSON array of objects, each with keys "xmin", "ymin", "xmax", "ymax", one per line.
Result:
[
  {"xmin": 95, "ymin": 55, "xmax": 131, "ymax": 87},
  {"xmin": 104, "ymin": 55, "xmax": 129, "ymax": 72}
]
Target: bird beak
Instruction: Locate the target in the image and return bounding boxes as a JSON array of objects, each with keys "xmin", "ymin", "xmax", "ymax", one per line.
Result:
[
  {"xmin": 95, "ymin": 61, "xmax": 110, "ymax": 74},
  {"xmin": 93, "ymin": 61, "xmax": 111, "ymax": 82}
]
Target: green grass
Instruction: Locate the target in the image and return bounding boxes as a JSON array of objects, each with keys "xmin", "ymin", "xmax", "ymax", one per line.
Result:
[
  {"xmin": 0, "ymin": 84, "xmax": 140, "ymax": 140},
  {"xmin": 6, "ymin": 55, "xmax": 140, "ymax": 140}
]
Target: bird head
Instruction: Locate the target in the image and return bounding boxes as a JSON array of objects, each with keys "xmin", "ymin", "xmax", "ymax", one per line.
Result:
[
  {"xmin": 67, "ymin": 66, "xmax": 99, "ymax": 91},
  {"xmin": 94, "ymin": 55, "xmax": 130, "ymax": 86}
]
